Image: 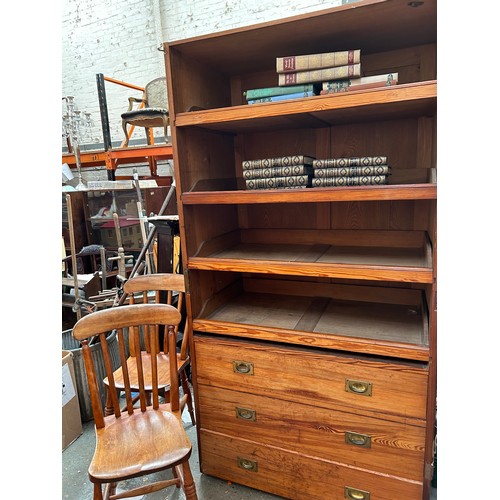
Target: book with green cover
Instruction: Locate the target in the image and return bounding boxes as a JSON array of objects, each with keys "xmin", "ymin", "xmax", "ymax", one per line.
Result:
[
  {"xmin": 279, "ymin": 63, "xmax": 361, "ymax": 86},
  {"xmin": 277, "ymin": 49, "xmax": 360, "ymax": 73},
  {"xmin": 242, "ymin": 155, "xmax": 315, "ymax": 170},
  {"xmin": 247, "ymin": 90, "xmax": 316, "ymax": 104},
  {"xmin": 244, "ymin": 84, "xmax": 319, "ymax": 100}
]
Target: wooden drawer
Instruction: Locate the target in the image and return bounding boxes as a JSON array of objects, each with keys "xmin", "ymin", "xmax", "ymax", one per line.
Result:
[
  {"xmin": 199, "ymin": 429, "xmax": 423, "ymax": 500},
  {"xmin": 198, "ymin": 385, "xmax": 425, "ymax": 481},
  {"xmin": 194, "ymin": 335, "xmax": 429, "ymax": 421}
]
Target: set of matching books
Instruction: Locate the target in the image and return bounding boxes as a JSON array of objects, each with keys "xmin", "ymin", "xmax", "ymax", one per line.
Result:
[
  {"xmin": 276, "ymin": 49, "xmax": 361, "ymax": 86},
  {"xmin": 311, "ymin": 156, "xmax": 391, "ymax": 187},
  {"xmin": 242, "ymin": 155, "xmax": 390, "ymax": 189},
  {"xmin": 243, "ymin": 155, "xmax": 314, "ymax": 190}
]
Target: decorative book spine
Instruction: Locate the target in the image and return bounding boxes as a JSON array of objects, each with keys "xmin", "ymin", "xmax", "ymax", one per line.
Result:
[
  {"xmin": 247, "ymin": 90, "xmax": 315, "ymax": 104},
  {"xmin": 311, "ymin": 175, "xmax": 388, "ymax": 187},
  {"xmin": 276, "ymin": 49, "xmax": 360, "ymax": 73},
  {"xmin": 245, "ymin": 84, "xmax": 316, "ymax": 100},
  {"xmin": 246, "ymin": 175, "xmax": 312, "ymax": 189},
  {"xmin": 312, "ymin": 156, "xmax": 387, "ymax": 168},
  {"xmin": 243, "ymin": 165, "xmax": 313, "ymax": 179},
  {"xmin": 278, "ymin": 64, "xmax": 361, "ymax": 86},
  {"xmin": 242, "ymin": 155, "xmax": 315, "ymax": 170},
  {"xmin": 320, "ymin": 73, "xmax": 398, "ymax": 94},
  {"xmin": 313, "ymin": 165, "xmax": 391, "ymax": 178}
]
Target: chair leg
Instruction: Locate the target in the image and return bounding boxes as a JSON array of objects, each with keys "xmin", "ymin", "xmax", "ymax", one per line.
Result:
[
  {"xmin": 122, "ymin": 120, "xmax": 129, "ymax": 147},
  {"xmin": 181, "ymin": 369, "xmax": 196, "ymax": 425},
  {"xmin": 180, "ymin": 461, "xmax": 198, "ymax": 500},
  {"xmin": 93, "ymin": 482, "xmax": 104, "ymax": 500}
]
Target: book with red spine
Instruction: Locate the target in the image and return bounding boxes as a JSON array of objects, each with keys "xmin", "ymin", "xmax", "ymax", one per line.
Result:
[
  {"xmin": 278, "ymin": 64, "xmax": 361, "ymax": 86},
  {"xmin": 276, "ymin": 49, "xmax": 360, "ymax": 73}
]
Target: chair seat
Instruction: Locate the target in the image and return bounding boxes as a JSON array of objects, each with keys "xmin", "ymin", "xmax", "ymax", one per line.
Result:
[
  {"xmin": 121, "ymin": 107, "xmax": 168, "ymax": 129},
  {"xmin": 104, "ymin": 352, "xmax": 190, "ymax": 391},
  {"xmin": 89, "ymin": 404, "xmax": 192, "ymax": 482}
]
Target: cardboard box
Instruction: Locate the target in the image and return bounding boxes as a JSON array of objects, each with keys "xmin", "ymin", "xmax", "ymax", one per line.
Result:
[{"xmin": 62, "ymin": 350, "xmax": 83, "ymax": 450}]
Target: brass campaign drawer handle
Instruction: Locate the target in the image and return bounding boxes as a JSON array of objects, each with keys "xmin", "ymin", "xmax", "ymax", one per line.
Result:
[
  {"xmin": 236, "ymin": 406, "xmax": 257, "ymax": 421},
  {"xmin": 233, "ymin": 360, "xmax": 254, "ymax": 375},
  {"xmin": 345, "ymin": 486, "xmax": 370, "ymax": 500},
  {"xmin": 345, "ymin": 431, "xmax": 371, "ymax": 448},
  {"xmin": 237, "ymin": 457, "xmax": 258, "ymax": 472},
  {"xmin": 345, "ymin": 379, "xmax": 372, "ymax": 396}
]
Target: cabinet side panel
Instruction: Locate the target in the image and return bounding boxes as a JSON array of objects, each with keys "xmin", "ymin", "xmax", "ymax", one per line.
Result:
[{"xmin": 166, "ymin": 46, "xmax": 231, "ymax": 115}]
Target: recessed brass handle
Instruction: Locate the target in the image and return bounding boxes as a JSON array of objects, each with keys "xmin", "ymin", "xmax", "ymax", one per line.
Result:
[
  {"xmin": 345, "ymin": 486, "xmax": 370, "ymax": 500},
  {"xmin": 236, "ymin": 406, "xmax": 257, "ymax": 421},
  {"xmin": 237, "ymin": 457, "xmax": 258, "ymax": 472},
  {"xmin": 345, "ymin": 431, "xmax": 371, "ymax": 448},
  {"xmin": 233, "ymin": 360, "xmax": 254, "ymax": 375},
  {"xmin": 345, "ymin": 379, "xmax": 372, "ymax": 396}
]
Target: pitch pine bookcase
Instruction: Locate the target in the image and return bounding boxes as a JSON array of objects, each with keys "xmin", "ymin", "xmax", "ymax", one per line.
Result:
[{"xmin": 164, "ymin": 0, "xmax": 437, "ymax": 498}]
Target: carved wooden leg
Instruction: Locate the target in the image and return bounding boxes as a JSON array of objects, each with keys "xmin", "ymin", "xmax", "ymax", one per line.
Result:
[
  {"xmin": 122, "ymin": 120, "xmax": 129, "ymax": 147},
  {"xmin": 181, "ymin": 370, "xmax": 196, "ymax": 425}
]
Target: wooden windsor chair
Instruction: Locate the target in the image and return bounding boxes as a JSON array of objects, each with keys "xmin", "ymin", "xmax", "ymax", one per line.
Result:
[
  {"xmin": 103, "ymin": 273, "xmax": 196, "ymax": 426},
  {"xmin": 71, "ymin": 303, "xmax": 198, "ymax": 499}
]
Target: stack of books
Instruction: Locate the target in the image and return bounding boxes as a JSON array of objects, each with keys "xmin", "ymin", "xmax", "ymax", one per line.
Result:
[
  {"xmin": 311, "ymin": 156, "xmax": 391, "ymax": 187},
  {"xmin": 276, "ymin": 49, "xmax": 361, "ymax": 86},
  {"xmin": 243, "ymin": 155, "xmax": 315, "ymax": 190},
  {"xmin": 244, "ymin": 49, "xmax": 399, "ymax": 104},
  {"xmin": 244, "ymin": 84, "xmax": 321, "ymax": 104}
]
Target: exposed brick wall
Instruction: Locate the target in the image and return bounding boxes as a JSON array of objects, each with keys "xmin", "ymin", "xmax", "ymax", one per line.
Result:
[{"xmin": 62, "ymin": 0, "xmax": 348, "ymax": 181}]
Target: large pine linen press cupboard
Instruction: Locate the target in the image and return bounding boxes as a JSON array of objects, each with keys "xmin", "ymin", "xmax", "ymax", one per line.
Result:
[{"xmin": 164, "ymin": 0, "xmax": 437, "ymax": 498}]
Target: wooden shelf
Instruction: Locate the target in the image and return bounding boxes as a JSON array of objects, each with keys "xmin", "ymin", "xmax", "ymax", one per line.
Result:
[
  {"xmin": 194, "ymin": 278, "xmax": 429, "ymax": 361},
  {"xmin": 175, "ymin": 81, "xmax": 436, "ymax": 133},
  {"xmin": 182, "ymin": 182, "xmax": 436, "ymax": 204},
  {"xmin": 191, "ymin": 229, "xmax": 433, "ymax": 283}
]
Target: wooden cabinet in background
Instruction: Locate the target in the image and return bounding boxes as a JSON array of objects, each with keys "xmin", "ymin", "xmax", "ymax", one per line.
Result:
[{"xmin": 164, "ymin": 0, "xmax": 437, "ymax": 498}]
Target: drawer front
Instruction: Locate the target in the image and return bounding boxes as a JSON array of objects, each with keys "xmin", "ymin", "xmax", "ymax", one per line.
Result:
[
  {"xmin": 200, "ymin": 429, "xmax": 423, "ymax": 500},
  {"xmin": 198, "ymin": 385, "xmax": 425, "ymax": 481},
  {"xmin": 194, "ymin": 335, "xmax": 429, "ymax": 420}
]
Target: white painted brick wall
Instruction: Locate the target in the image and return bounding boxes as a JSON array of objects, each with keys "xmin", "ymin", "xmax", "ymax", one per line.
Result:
[{"xmin": 62, "ymin": 0, "xmax": 349, "ymax": 181}]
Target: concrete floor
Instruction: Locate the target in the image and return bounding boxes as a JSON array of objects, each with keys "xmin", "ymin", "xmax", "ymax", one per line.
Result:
[{"xmin": 62, "ymin": 398, "xmax": 438, "ymax": 500}]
